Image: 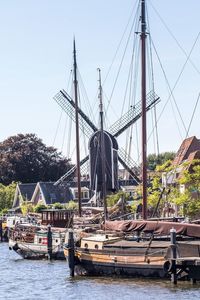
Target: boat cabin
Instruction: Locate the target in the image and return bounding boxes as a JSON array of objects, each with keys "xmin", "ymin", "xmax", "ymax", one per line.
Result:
[
  {"xmin": 80, "ymin": 235, "xmax": 121, "ymax": 250},
  {"xmin": 41, "ymin": 209, "xmax": 74, "ymax": 228}
]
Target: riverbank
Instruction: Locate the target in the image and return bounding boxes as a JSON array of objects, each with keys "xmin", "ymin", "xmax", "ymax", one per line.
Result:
[{"xmin": 1, "ymin": 243, "xmax": 200, "ymax": 300}]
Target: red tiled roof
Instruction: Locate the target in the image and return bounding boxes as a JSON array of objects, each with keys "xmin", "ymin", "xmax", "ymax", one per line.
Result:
[{"xmin": 172, "ymin": 136, "xmax": 200, "ymax": 165}]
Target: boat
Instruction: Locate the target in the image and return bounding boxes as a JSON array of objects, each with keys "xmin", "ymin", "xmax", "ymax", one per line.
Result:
[
  {"xmin": 9, "ymin": 223, "xmax": 66, "ymax": 260},
  {"xmin": 63, "ymin": 0, "xmax": 200, "ymax": 282},
  {"xmin": 8, "ymin": 209, "xmax": 73, "ymax": 260},
  {"xmin": 65, "ymin": 220, "xmax": 200, "ymax": 279}
]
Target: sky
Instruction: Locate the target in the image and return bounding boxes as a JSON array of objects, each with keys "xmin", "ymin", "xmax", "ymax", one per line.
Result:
[{"xmin": 0, "ymin": 0, "xmax": 200, "ymax": 165}]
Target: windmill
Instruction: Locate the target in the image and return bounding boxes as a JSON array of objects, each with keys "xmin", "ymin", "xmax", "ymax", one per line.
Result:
[{"xmin": 53, "ymin": 88, "xmax": 160, "ymax": 196}]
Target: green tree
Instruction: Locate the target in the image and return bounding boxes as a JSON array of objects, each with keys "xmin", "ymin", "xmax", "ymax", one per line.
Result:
[
  {"xmin": 0, "ymin": 133, "xmax": 73, "ymax": 185},
  {"xmin": 174, "ymin": 159, "xmax": 200, "ymax": 218},
  {"xmin": 20, "ymin": 202, "xmax": 35, "ymax": 215},
  {"xmin": 147, "ymin": 152, "xmax": 175, "ymax": 170},
  {"xmin": 106, "ymin": 191, "xmax": 128, "ymax": 207},
  {"xmin": 0, "ymin": 182, "xmax": 17, "ymax": 213},
  {"xmin": 179, "ymin": 160, "xmax": 200, "ymax": 194}
]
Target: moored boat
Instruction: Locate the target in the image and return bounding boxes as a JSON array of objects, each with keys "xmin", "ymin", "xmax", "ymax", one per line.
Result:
[
  {"xmin": 8, "ymin": 209, "xmax": 74, "ymax": 259},
  {"xmin": 9, "ymin": 223, "xmax": 67, "ymax": 260},
  {"xmin": 64, "ymin": 220, "xmax": 200, "ymax": 280}
]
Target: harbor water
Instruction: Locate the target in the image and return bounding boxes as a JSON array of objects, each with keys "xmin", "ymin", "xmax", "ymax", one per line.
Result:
[{"xmin": 1, "ymin": 243, "xmax": 200, "ymax": 300}]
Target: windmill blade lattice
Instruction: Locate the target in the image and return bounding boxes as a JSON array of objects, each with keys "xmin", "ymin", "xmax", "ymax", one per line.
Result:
[
  {"xmin": 54, "ymin": 155, "xmax": 89, "ymax": 186},
  {"xmin": 109, "ymin": 91, "xmax": 160, "ymax": 137},
  {"xmin": 53, "ymin": 89, "xmax": 97, "ymax": 138},
  {"xmin": 118, "ymin": 148, "xmax": 140, "ymax": 184}
]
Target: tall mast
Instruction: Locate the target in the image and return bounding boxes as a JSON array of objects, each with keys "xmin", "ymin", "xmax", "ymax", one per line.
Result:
[
  {"xmin": 141, "ymin": 0, "xmax": 147, "ymax": 219},
  {"xmin": 73, "ymin": 38, "xmax": 82, "ymax": 217},
  {"xmin": 98, "ymin": 68, "xmax": 108, "ymax": 219}
]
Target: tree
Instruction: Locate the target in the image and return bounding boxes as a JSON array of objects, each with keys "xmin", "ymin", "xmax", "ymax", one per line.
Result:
[
  {"xmin": 20, "ymin": 202, "xmax": 35, "ymax": 215},
  {"xmin": 174, "ymin": 159, "xmax": 200, "ymax": 218},
  {"xmin": 147, "ymin": 152, "xmax": 176, "ymax": 171},
  {"xmin": 0, "ymin": 133, "xmax": 73, "ymax": 185},
  {"xmin": 0, "ymin": 182, "xmax": 17, "ymax": 213},
  {"xmin": 106, "ymin": 191, "xmax": 129, "ymax": 207},
  {"xmin": 148, "ymin": 158, "xmax": 200, "ymax": 219}
]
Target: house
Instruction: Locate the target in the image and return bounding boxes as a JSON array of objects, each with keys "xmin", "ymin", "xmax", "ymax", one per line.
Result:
[
  {"xmin": 12, "ymin": 183, "xmax": 37, "ymax": 208},
  {"xmin": 172, "ymin": 136, "xmax": 200, "ymax": 166},
  {"xmin": 163, "ymin": 136, "xmax": 200, "ymax": 187},
  {"xmin": 12, "ymin": 179, "xmax": 92, "ymax": 210},
  {"xmin": 31, "ymin": 182, "xmax": 73, "ymax": 206},
  {"xmin": 70, "ymin": 186, "xmax": 90, "ymax": 204}
]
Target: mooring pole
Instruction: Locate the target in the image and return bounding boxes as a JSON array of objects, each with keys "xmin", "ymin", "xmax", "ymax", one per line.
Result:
[
  {"xmin": 0, "ymin": 220, "xmax": 2, "ymax": 242},
  {"xmin": 170, "ymin": 228, "xmax": 177, "ymax": 284},
  {"xmin": 68, "ymin": 230, "xmax": 75, "ymax": 277},
  {"xmin": 47, "ymin": 224, "xmax": 52, "ymax": 260}
]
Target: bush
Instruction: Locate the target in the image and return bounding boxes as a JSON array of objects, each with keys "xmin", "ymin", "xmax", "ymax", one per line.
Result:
[
  {"xmin": 66, "ymin": 200, "xmax": 78, "ymax": 210},
  {"xmin": 21, "ymin": 202, "xmax": 34, "ymax": 215},
  {"xmin": 52, "ymin": 202, "xmax": 64, "ymax": 209},
  {"xmin": 34, "ymin": 203, "xmax": 48, "ymax": 213}
]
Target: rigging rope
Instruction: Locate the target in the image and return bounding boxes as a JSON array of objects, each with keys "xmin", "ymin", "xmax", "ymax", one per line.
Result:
[
  {"xmin": 186, "ymin": 93, "xmax": 200, "ymax": 138},
  {"xmin": 146, "ymin": 7, "xmax": 159, "ymax": 156},
  {"xmin": 149, "ymin": 31, "xmax": 200, "ymax": 139},
  {"xmin": 105, "ymin": 3, "xmax": 140, "ymax": 114},
  {"xmin": 149, "ymin": 0, "xmax": 200, "ymax": 77}
]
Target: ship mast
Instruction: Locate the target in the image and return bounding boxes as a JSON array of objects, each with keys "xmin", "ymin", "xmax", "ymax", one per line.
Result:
[
  {"xmin": 98, "ymin": 68, "xmax": 108, "ymax": 219},
  {"xmin": 141, "ymin": 0, "xmax": 147, "ymax": 219},
  {"xmin": 73, "ymin": 39, "xmax": 82, "ymax": 217}
]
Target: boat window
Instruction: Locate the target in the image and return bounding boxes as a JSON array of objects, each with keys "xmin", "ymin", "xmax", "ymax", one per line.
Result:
[
  {"xmin": 84, "ymin": 243, "xmax": 88, "ymax": 249},
  {"xmin": 39, "ymin": 238, "xmax": 42, "ymax": 243},
  {"xmin": 95, "ymin": 244, "xmax": 99, "ymax": 249},
  {"xmin": 54, "ymin": 212, "xmax": 58, "ymax": 220},
  {"xmin": 43, "ymin": 213, "xmax": 47, "ymax": 221},
  {"xmin": 56, "ymin": 239, "xmax": 58, "ymax": 243}
]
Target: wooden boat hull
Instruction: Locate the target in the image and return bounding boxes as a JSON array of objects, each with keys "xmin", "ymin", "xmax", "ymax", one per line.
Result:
[{"xmin": 64, "ymin": 247, "xmax": 168, "ymax": 278}]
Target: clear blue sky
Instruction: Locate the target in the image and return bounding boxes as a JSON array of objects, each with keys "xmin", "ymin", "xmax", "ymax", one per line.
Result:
[{"xmin": 0, "ymin": 0, "xmax": 200, "ymax": 164}]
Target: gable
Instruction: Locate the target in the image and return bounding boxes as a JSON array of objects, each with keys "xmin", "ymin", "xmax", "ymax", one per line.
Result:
[
  {"xmin": 173, "ymin": 136, "xmax": 200, "ymax": 165},
  {"xmin": 12, "ymin": 183, "xmax": 36, "ymax": 208}
]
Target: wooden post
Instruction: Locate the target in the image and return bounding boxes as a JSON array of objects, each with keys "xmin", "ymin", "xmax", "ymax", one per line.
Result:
[
  {"xmin": 191, "ymin": 278, "xmax": 197, "ymax": 285},
  {"xmin": 0, "ymin": 220, "xmax": 2, "ymax": 242},
  {"xmin": 170, "ymin": 228, "xmax": 177, "ymax": 284},
  {"xmin": 68, "ymin": 230, "xmax": 75, "ymax": 277},
  {"xmin": 47, "ymin": 224, "xmax": 52, "ymax": 260}
]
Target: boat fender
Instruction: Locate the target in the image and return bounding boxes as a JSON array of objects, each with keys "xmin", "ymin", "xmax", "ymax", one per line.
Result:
[
  {"xmin": 12, "ymin": 243, "xmax": 20, "ymax": 251},
  {"xmin": 163, "ymin": 260, "xmax": 173, "ymax": 273}
]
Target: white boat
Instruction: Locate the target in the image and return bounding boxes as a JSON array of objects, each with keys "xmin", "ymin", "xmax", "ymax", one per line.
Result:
[{"xmin": 9, "ymin": 223, "xmax": 66, "ymax": 260}]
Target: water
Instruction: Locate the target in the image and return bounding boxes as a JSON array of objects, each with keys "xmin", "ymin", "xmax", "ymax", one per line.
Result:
[{"xmin": 1, "ymin": 243, "xmax": 200, "ymax": 300}]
